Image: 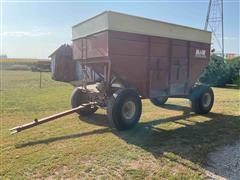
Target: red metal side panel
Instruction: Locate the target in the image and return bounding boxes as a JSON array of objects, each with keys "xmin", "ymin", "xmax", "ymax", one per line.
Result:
[
  {"xmin": 109, "ymin": 31, "xmax": 149, "ymax": 97},
  {"xmin": 149, "ymin": 38, "xmax": 210, "ymax": 97},
  {"xmin": 149, "ymin": 37, "xmax": 169, "ymax": 97},
  {"xmin": 110, "ymin": 39, "xmax": 148, "ymax": 56},
  {"xmin": 188, "ymin": 42, "xmax": 210, "ymax": 89},
  {"xmin": 168, "ymin": 40, "xmax": 188, "ymax": 95},
  {"xmin": 109, "ymin": 30, "xmax": 149, "ymax": 42},
  {"xmin": 110, "ymin": 55, "xmax": 148, "ymax": 96},
  {"xmin": 170, "ymin": 58, "xmax": 188, "ymax": 84},
  {"xmin": 112, "ymin": 31, "xmax": 210, "ymax": 97}
]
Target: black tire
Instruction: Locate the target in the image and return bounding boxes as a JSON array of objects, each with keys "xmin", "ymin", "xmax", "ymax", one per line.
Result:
[
  {"xmin": 107, "ymin": 89, "xmax": 142, "ymax": 130},
  {"xmin": 150, "ymin": 96, "xmax": 168, "ymax": 107},
  {"xmin": 71, "ymin": 88, "xmax": 98, "ymax": 116},
  {"xmin": 189, "ymin": 85, "xmax": 214, "ymax": 114}
]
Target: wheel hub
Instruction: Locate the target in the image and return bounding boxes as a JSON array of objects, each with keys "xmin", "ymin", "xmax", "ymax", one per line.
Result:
[
  {"xmin": 122, "ymin": 100, "xmax": 136, "ymax": 120},
  {"xmin": 202, "ymin": 92, "xmax": 211, "ymax": 108}
]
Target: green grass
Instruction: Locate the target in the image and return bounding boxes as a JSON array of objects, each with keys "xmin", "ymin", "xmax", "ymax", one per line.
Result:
[{"xmin": 1, "ymin": 70, "xmax": 240, "ymax": 179}]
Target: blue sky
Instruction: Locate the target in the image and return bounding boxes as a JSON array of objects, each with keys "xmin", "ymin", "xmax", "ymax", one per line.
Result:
[{"xmin": 1, "ymin": 0, "xmax": 239, "ymax": 59}]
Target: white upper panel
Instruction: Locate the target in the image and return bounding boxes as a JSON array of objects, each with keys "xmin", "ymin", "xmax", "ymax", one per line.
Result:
[{"xmin": 72, "ymin": 11, "xmax": 211, "ymax": 44}]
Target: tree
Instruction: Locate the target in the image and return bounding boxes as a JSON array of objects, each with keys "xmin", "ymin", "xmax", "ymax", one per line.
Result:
[
  {"xmin": 199, "ymin": 55, "xmax": 231, "ymax": 87},
  {"xmin": 227, "ymin": 56, "xmax": 240, "ymax": 86}
]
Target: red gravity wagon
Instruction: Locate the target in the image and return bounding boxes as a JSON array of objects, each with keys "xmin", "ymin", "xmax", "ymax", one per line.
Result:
[{"xmin": 11, "ymin": 11, "xmax": 214, "ymax": 134}]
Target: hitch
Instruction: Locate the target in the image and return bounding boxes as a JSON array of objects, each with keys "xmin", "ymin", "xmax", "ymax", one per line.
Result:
[{"xmin": 10, "ymin": 103, "xmax": 96, "ymax": 134}]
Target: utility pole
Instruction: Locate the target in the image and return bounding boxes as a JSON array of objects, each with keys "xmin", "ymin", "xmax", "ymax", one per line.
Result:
[
  {"xmin": 205, "ymin": 0, "xmax": 224, "ymax": 59},
  {"xmin": 221, "ymin": 0, "xmax": 224, "ymax": 58}
]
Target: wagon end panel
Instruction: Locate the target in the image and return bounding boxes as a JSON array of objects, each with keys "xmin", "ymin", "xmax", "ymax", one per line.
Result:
[
  {"xmin": 72, "ymin": 31, "xmax": 109, "ymax": 60},
  {"xmin": 72, "ymin": 31, "xmax": 110, "ymax": 81},
  {"xmin": 108, "ymin": 31, "xmax": 149, "ymax": 97}
]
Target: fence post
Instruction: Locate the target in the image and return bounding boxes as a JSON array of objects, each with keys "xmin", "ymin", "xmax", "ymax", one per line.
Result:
[{"xmin": 39, "ymin": 71, "xmax": 42, "ymax": 88}]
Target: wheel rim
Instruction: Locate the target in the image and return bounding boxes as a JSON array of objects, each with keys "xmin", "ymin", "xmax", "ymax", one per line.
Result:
[
  {"xmin": 202, "ymin": 92, "xmax": 211, "ymax": 108},
  {"xmin": 122, "ymin": 100, "xmax": 136, "ymax": 120}
]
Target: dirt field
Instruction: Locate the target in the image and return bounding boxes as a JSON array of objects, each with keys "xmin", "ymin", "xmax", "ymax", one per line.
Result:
[{"xmin": 1, "ymin": 70, "xmax": 240, "ymax": 179}]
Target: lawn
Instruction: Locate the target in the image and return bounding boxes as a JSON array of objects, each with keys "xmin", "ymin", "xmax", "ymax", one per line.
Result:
[{"xmin": 1, "ymin": 70, "xmax": 240, "ymax": 179}]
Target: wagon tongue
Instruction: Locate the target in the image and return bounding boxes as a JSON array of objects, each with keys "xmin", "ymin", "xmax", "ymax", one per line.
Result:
[{"xmin": 9, "ymin": 103, "xmax": 96, "ymax": 134}]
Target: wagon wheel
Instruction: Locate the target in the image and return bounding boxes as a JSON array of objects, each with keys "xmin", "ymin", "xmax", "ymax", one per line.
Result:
[
  {"xmin": 150, "ymin": 96, "xmax": 168, "ymax": 107},
  {"xmin": 107, "ymin": 88, "xmax": 142, "ymax": 130},
  {"xmin": 71, "ymin": 88, "xmax": 98, "ymax": 116},
  {"xmin": 189, "ymin": 85, "xmax": 214, "ymax": 114}
]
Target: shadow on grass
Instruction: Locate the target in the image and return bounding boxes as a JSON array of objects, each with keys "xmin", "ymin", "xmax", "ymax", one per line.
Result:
[
  {"xmin": 15, "ymin": 127, "xmax": 110, "ymax": 148},
  {"xmin": 16, "ymin": 103, "xmax": 240, "ymax": 177},
  {"xmin": 117, "ymin": 111, "xmax": 240, "ymax": 164}
]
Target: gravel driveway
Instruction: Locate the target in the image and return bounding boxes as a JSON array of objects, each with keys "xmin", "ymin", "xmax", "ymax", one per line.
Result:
[{"xmin": 206, "ymin": 141, "xmax": 240, "ymax": 180}]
